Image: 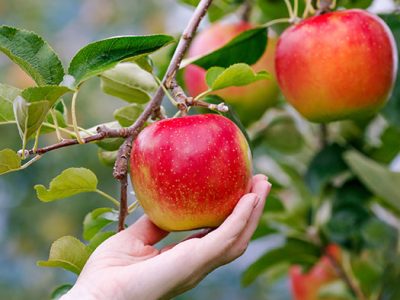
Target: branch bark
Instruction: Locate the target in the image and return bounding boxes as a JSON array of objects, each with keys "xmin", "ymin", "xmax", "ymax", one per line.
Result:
[{"xmin": 326, "ymin": 251, "xmax": 367, "ymax": 300}]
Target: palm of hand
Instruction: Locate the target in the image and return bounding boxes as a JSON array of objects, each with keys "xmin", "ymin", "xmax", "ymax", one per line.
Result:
[{"xmin": 63, "ymin": 175, "xmax": 271, "ymax": 300}]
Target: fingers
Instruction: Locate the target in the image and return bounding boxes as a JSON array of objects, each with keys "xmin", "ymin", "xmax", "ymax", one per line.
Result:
[
  {"xmin": 196, "ymin": 174, "xmax": 271, "ymax": 265},
  {"xmin": 236, "ymin": 177, "xmax": 271, "ymax": 244},
  {"xmin": 160, "ymin": 228, "xmax": 214, "ymax": 253},
  {"xmin": 124, "ymin": 215, "xmax": 169, "ymax": 245}
]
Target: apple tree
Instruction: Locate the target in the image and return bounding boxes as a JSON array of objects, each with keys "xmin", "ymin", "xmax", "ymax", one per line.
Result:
[{"xmin": 1, "ymin": 0, "xmax": 400, "ymax": 299}]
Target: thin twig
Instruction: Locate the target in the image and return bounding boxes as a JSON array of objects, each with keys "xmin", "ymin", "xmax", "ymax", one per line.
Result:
[
  {"xmin": 326, "ymin": 251, "xmax": 367, "ymax": 300},
  {"xmin": 320, "ymin": 124, "xmax": 328, "ymax": 148}
]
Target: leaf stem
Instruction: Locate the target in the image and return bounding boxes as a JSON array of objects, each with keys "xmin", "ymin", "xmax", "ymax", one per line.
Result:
[
  {"xmin": 50, "ymin": 109, "xmax": 63, "ymax": 141},
  {"xmin": 33, "ymin": 125, "xmax": 43, "ymax": 153},
  {"xmin": 128, "ymin": 200, "xmax": 139, "ymax": 213},
  {"xmin": 263, "ymin": 18, "xmax": 291, "ymax": 28},
  {"xmin": 303, "ymin": 0, "xmax": 316, "ymax": 18},
  {"xmin": 71, "ymin": 90, "xmax": 84, "ymax": 144},
  {"xmin": 284, "ymin": 0, "xmax": 294, "ymax": 19},
  {"xmin": 293, "ymin": 0, "xmax": 299, "ymax": 19},
  {"xmin": 42, "ymin": 122, "xmax": 77, "ymax": 137},
  {"xmin": 95, "ymin": 189, "xmax": 120, "ymax": 207}
]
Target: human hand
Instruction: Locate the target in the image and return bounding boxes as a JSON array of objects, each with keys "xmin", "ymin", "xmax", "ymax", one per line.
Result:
[{"xmin": 61, "ymin": 174, "xmax": 271, "ymax": 300}]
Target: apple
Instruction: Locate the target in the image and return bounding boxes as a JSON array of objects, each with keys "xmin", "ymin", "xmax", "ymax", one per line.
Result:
[
  {"xmin": 184, "ymin": 22, "xmax": 280, "ymax": 126},
  {"xmin": 130, "ymin": 114, "xmax": 253, "ymax": 231},
  {"xmin": 290, "ymin": 244, "xmax": 341, "ymax": 300},
  {"xmin": 275, "ymin": 9, "xmax": 398, "ymax": 123}
]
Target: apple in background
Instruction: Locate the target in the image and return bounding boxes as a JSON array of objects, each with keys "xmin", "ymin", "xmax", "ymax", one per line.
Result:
[
  {"xmin": 290, "ymin": 244, "xmax": 341, "ymax": 300},
  {"xmin": 184, "ymin": 22, "xmax": 280, "ymax": 126},
  {"xmin": 275, "ymin": 9, "xmax": 397, "ymax": 123},
  {"xmin": 130, "ymin": 114, "xmax": 252, "ymax": 231}
]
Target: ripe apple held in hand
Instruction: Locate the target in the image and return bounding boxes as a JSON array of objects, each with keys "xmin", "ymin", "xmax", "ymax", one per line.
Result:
[
  {"xmin": 130, "ymin": 114, "xmax": 252, "ymax": 231},
  {"xmin": 275, "ymin": 9, "xmax": 398, "ymax": 123},
  {"xmin": 184, "ymin": 22, "xmax": 280, "ymax": 126},
  {"xmin": 290, "ymin": 244, "xmax": 341, "ymax": 300}
]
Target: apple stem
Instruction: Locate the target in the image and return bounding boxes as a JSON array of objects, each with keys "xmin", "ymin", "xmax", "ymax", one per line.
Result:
[
  {"xmin": 240, "ymin": 0, "xmax": 252, "ymax": 22},
  {"xmin": 316, "ymin": 0, "xmax": 335, "ymax": 15},
  {"xmin": 320, "ymin": 124, "xmax": 328, "ymax": 148},
  {"xmin": 284, "ymin": 0, "xmax": 295, "ymax": 20}
]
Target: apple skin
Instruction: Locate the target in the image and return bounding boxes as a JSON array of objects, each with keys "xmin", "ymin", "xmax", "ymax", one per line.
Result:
[
  {"xmin": 275, "ymin": 9, "xmax": 398, "ymax": 123},
  {"xmin": 290, "ymin": 244, "xmax": 341, "ymax": 300},
  {"xmin": 130, "ymin": 114, "xmax": 253, "ymax": 231},
  {"xmin": 184, "ymin": 22, "xmax": 280, "ymax": 126}
]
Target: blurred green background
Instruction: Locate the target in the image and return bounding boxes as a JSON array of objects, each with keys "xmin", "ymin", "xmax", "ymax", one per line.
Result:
[
  {"xmin": 0, "ymin": 0, "xmax": 397, "ymax": 299},
  {"xmin": 0, "ymin": 1, "xmax": 286, "ymax": 299}
]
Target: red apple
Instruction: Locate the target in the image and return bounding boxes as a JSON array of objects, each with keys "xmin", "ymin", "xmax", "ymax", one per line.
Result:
[
  {"xmin": 184, "ymin": 22, "xmax": 280, "ymax": 126},
  {"xmin": 290, "ymin": 244, "xmax": 341, "ymax": 300},
  {"xmin": 275, "ymin": 9, "xmax": 397, "ymax": 123},
  {"xmin": 130, "ymin": 114, "xmax": 252, "ymax": 231}
]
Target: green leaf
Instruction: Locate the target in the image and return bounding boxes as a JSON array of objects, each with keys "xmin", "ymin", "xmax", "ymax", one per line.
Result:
[
  {"xmin": 262, "ymin": 115, "xmax": 304, "ymax": 154},
  {"xmin": 34, "ymin": 167, "xmax": 98, "ymax": 202},
  {"xmin": 242, "ymin": 237, "xmax": 321, "ymax": 286},
  {"xmin": 0, "ymin": 149, "xmax": 21, "ymax": 175},
  {"xmin": 37, "ymin": 236, "xmax": 91, "ymax": 274},
  {"xmin": 337, "ymin": 0, "xmax": 373, "ymax": 9},
  {"xmin": 0, "ymin": 26, "xmax": 64, "ymax": 85},
  {"xmin": 13, "ymin": 86, "xmax": 71, "ymax": 142},
  {"xmin": 41, "ymin": 109, "xmax": 68, "ymax": 134},
  {"xmin": 344, "ymin": 150, "xmax": 400, "ymax": 214},
  {"xmin": 184, "ymin": 27, "xmax": 268, "ymax": 69},
  {"xmin": 305, "ymin": 143, "xmax": 348, "ymax": 195},
  {"xmin": 381, "ymin": 14, "xmax": 400, "ymax": 129},
  {"xmin": 205, "ymin": 63, "xmax": 270, "ymax": 91},
  {"xmin": 51, "ymin": 284, "xmax": 73, "ymax": 300},
  {"xmin": 68, "ymin": 34, "xmax": 174, "ymax": 86},
  {"xmin": 0, "ymin": 83, "xmax": 20, "ymax": 124},
  {"xmin": 98, "ymin": 149, "xmax": 118, "ymax": 167},
  {"xmin": 113, "ymin": 103, "xmax": 144, "ymax": 127},
  {"xmin": 100, "ymin": 62, "xmax": 157, "ymax": 103},
  {"xmin": 83, "ymin": 208, "xmax": 118, "ymax": 241},
  {"xmin": 370, "ymin": 126, "xmax": 400, "ymax": 164},
  {"xmin": 87, "ymin": 231, "xmax": 115, "ymax": 252},
  {"xmin": 205, "ymin": 67, "xmax": 224, "ymax": 88}
]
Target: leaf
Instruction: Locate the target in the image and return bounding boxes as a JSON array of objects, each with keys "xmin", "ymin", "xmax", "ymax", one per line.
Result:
[
  {"xmin": 41, "ymin": 109, "xmax": 68, "ymax": 134},
  {"xmin": 317, "ymin": 280, "xmax": 354, "ymax": 300},
  {"xmin": 100, "ymin": 62, "xmax": 157, "ymax": 103},
  {"xmin": 242, "ymin": 237, "xmax": 321, "ymax": 286},
  {"xmin": 51, "ymin": 284, "xmax": 73, "ymax": 300},
  {"xmin": 83, "ymin": 208, "xmax": 118, "ymax": 241},
  {"xmin": 0, "ymin": 149, "xmax": 21, "ymax": 175},
  {"xmin": 13, "ymin": 86, "xmax": 71, "ymax": 142},
  {"xmin": 344, "ymin": 150, "xmax": 400, "ymax": 214},
  {"xmin": 34, "ymin": 167, "xmax": 98, "ymax": 202},
  {"xmin": 305, "ymin": 143, "xmax": 348, "ymax": 195},
  {"xmin": 261, "ymin": 115, "xmax": 304, "ymax": 154},
  {"xmin": 37, "ymin": 236, "xmax": 91, "ymax": 274},
  {"xmin": 205, "ymin": 63, "xmax": 270, "ymax": 91},
  {"xmin": 113, "ymin": 103, "xmax": 144, "ymax": 127},
  {"xmin": 68, "ymin": 34, "xmax": 174, "ymax": 86},
  {"xmin": 0, "ymin": 25, "xmax": 64, "ymax": 85},
  {"xmin": 87, "ymin": 231, "xmax": 115, "ymax": 252},
  {"xmin": 205, "ymin": 67, "xmax": 224, "ymax": 88},
  {"xmin": 183, "ymin": 27, "xmax": 268, "ymax": 69},
  {"xmin": 381, "ymin": 14, "xmax": 400, "ymax": 129},
  {"xmin": 98, "ymin": 149, "xmax": 118, "ymax": 167},
  {"xmin": 0, "ymin": 83, "xmax": 20, "ymax": 124}
]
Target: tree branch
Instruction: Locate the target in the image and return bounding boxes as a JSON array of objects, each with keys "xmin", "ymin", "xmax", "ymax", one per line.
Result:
[
  {"xmin": 118, "ymin": 174, "xmax": 128, "ymax": 232},
  {"xmin": 326, "ymin": 251, "xmax": 367, "ymax": 300}
]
